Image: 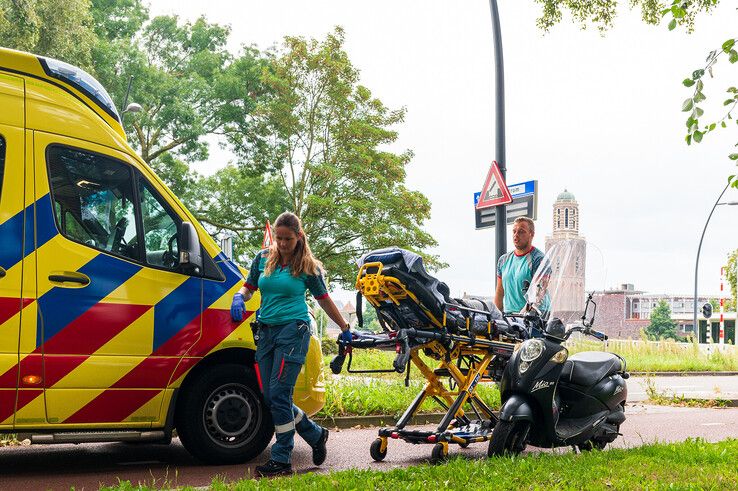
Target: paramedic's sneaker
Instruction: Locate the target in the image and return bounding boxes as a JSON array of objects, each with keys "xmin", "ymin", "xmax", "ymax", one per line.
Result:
[
  {"xmin": 312, "ymin": 427, "xmax": 329, "ymax": 466},
  {"xmin": 255, "ymin": 459, "xmax": 292, "ymax": 477}
]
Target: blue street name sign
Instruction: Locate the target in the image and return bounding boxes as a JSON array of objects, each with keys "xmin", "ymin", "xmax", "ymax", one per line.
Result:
[
  {"xmin": 474, "ymin": 180, "xmax": 537, "ymax": 230},
  {"xmin": 474, "ymin": 180, "xmax": 535, "ymax": 206}
]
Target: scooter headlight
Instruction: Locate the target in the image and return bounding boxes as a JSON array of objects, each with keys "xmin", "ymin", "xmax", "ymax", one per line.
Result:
[{"xmin": 519, "ymin": 339, "xmax": 545, "ymax": 363}]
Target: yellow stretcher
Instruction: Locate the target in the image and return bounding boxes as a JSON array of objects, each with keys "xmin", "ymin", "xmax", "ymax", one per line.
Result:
[{"xmin": 330, "ymin": 248, "xmax": 528, "ymax": 462}]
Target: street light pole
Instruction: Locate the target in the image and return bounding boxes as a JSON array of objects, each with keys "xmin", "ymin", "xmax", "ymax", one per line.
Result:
[
  {"xmin": 693, "ymin": 180, "xmax": 736, "ymax": 342},
  {"xmin": 488, "ymin": 0, "xmax": 507, "ymax": 264}
]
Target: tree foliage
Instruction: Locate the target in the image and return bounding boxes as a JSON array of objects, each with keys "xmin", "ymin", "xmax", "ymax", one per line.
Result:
[
  {"xmin": 0, "ymin": 7, "xmax": 442, "ymax": 288},
  {"xmin": 643, "ymin": 299, "xmax": 680, "ymax": 340},
  {"xmin": 726, "ymin": 249, "xmax": 737, "ymax": 312},
  {"xmin": 534, "ymin": 1, "xmax": 736, "ymax": 188},
  {"xmin": 0, "ymin": 0, "xmax": 96, "ymax": 70},
  {"xmin": 218, "ymin": 28, "xmax": 443, "ymax": 285}
]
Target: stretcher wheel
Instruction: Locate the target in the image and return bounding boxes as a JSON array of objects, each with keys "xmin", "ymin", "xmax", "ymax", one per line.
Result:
[
  {"xmin": 430, "ymin": 443, "xmax": 448, "ymax": 463},
  {"xmin": 370, "ymin": 438, "xmax": 387, "ymax": 461}
]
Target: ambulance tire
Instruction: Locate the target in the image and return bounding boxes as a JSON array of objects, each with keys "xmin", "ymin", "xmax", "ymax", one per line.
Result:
[{"xmin": 176, "ymin": 363, "xmax": 273, "ymax": 464}]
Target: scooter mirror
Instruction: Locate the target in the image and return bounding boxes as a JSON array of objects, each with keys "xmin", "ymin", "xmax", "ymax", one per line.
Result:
[
  {"xmin": 583, "ymin": 293, "xmax": 597, "ymax": 327},
  {"xmin": 545, "ymin": 317, "xmax": 565, "ymax": 339}
]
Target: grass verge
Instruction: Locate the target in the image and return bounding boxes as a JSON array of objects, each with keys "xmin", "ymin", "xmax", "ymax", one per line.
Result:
[
  {"xmin": 318, "ymin": 375, "xmax": 500, "ymax": 419},
  {"xmin": 102, "ymin": 438, "xmax": 738, "ymax": 490},
  {"xmin": 326, "ymin": 339, "xmax": 738, "ymax": 374}
]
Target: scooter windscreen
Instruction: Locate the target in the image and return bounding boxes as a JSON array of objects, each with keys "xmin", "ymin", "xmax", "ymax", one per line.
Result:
[{"xmin": 526, "ymin": 240, "xmax": 606, "ymax": 325}]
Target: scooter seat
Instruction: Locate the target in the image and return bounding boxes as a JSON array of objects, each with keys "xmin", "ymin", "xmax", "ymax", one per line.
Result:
[{"xmin": 562, "ymin": 351, "xmax": 624, "ymax": 387}]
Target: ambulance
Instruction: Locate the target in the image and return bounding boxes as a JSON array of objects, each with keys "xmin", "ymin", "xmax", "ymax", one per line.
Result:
[{"xmin": 0, "ymin": 47, "xmax": 324, "ymax": 464}]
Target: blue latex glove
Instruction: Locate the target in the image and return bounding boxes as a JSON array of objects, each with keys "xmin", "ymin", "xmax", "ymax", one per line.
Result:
[
  {"xmin": 338, "ymin": 329, "xmax": 353, "ymax": 344},
  {"xmin": 231, "ymin": 293, "xmax": 245, "ymax": 322}
]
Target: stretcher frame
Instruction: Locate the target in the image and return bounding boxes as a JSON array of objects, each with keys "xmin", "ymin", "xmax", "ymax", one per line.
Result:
[{"xmin": 344, "ymin": 261, "xmax": 523, "ymax": 462}]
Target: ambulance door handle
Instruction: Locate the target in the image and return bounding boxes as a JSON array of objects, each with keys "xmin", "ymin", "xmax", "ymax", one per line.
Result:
[
  {"xmin": 0, "ymin": 267, "xmax": 5, "ymax": 278},
  {"xmin": 48, "ymin": 272, "xmax": 90, "ymax": 287}
]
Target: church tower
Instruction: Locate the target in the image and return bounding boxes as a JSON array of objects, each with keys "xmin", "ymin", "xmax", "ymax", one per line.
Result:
[{"xmin": 544, "ymin": 190, "xmax": 586, "ymax": 313}]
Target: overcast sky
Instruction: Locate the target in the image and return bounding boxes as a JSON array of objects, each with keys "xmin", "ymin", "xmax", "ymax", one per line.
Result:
[{"xmin": 149, "ymin": 1, "xmax": 738, "ymax": 299}]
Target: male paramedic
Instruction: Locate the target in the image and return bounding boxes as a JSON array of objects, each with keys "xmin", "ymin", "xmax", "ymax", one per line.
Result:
[{"xmin": 494, "ymin": 217, "xmax": 546, "ymax": 313}]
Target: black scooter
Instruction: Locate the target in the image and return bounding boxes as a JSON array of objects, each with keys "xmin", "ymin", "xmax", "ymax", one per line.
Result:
[{"xmin": 489, "ymin": 293, "xmax": 628, "ymax": 456}]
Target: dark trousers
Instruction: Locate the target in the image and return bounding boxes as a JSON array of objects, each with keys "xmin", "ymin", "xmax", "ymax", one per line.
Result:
[{"xmin": 255, "ymin": 320, "xmax": 322, "ymax": 464}]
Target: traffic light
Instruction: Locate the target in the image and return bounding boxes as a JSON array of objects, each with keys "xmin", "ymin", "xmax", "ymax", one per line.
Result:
[{"xmin": 701, "ymin": 302, "xmax": 713, "ymax": 319}]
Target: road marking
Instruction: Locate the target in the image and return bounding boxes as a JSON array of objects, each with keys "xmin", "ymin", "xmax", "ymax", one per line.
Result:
[{"xmin": 700, "ymin": 423, "xmax": 725, "ymax": 426}]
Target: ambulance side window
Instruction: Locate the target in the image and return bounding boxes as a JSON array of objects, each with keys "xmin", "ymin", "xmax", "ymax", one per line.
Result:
[
  {"xmin": 47, "ymin": 146, "xmax": 139, "ymax": 261},
  {"xmin": 0, "ymin": 136, "xmax": 5, "ymax": 203},
  {"xmin": 138, "ymin": 177, "xmax": 180, "ymax": 270}
]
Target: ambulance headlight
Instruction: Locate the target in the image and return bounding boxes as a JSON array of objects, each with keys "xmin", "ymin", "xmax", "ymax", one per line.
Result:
[{"xmin": 519, "ymin": 339, "xmax": 545, "ymax": 363}]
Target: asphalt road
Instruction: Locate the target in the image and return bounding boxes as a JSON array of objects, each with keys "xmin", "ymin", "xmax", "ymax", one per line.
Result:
[{"xmin": 1, "ymin": 403, "xmax": 737, "ymax": 490}]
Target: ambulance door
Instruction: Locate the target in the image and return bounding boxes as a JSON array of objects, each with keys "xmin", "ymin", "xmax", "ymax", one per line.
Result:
[
  {"xmin": 0, "ymin": 73, "xmax": 29, "ymax": 428},
  {"xmin": 33, "ymin": 132, "xmax": 202, "ymax": 427}
]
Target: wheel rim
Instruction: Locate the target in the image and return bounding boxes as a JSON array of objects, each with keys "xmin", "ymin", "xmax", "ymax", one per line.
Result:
[
  {"xmin": 509, "ymin": 422, "xmax": 529, "ymax": 453},
  {"xmin": 203, "ymin": 383, "xmax": 263, "ymax": 449}
]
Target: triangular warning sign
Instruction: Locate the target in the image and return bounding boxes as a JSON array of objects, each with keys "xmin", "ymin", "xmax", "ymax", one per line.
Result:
[{"xmin": 476, "ymin": 161, "xmax": 512, "ymax": 209}]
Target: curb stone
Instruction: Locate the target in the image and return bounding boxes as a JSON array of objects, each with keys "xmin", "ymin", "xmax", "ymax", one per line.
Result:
[
  {"xmin": 315, "ymin": 397, "xmax": 738, "ymax": 429},
  {"xmin": 630, "ymin": 371, "xmax": 738, "ymax": 377}
]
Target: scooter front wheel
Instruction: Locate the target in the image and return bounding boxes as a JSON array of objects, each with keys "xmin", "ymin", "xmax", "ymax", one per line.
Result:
[{"xmin": 488, "ymin": 420, "xmax": 529, "ymax": 457}]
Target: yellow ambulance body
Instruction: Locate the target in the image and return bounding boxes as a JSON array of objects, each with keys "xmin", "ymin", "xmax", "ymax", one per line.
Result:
[{"xmin": 0, "ymin": 47, "xmax": 324, "ymax": 464}]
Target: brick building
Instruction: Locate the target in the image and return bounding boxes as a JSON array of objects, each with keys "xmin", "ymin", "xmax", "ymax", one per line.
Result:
[{"xmin": 592, "ymin": 284, "xmax": 735, "ymax": 342}]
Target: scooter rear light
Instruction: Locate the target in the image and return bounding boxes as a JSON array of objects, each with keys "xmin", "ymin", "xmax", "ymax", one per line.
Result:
[
  {"xmin": 391, "ymin": 432, "xmax": 399, "ymax": 439},
  {"xmin": 427, "ymin": 435, "xmax": 437, "ymax": 443}
]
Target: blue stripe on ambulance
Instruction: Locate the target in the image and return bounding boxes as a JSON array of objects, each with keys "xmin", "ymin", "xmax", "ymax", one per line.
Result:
[
  {"xmin": 0, "ymin": 194, "xmax": 57, "ymax": 270},
  {"xmin": 0, "ymin": 209, "xmax": 23, "ymax": 270},
  {"xmin": 151, "ymin": 254, "xmax": 240, "ymax": 351},
  {"xmin": 36, "ymin": 253, "xmax": 141, "ymax": 345},
  {"xmin": 152, "ymin": 276, "xmax": 201, "ymax": 351}
]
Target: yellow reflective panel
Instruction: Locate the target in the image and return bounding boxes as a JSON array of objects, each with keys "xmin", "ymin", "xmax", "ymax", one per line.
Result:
[
  {"xmin": 0, "ymin": 262, "xmax": 24, "ymax": 356},
  {"xmin": 43, "ymin": 389, "xmax": 162, "ymax": 427},
  {"xmin": 13, "ymin": 391, "xmax": 45, "ymax": 427},
  {"xmin": 210, "ymin": 316, "xmax": 257, "ymax": 352},
  {"xmin": 94, "ymin": 308, "xmax": 154, "ymax": 356},
  {"xmin": 0, "ymin": 124, "xmax": 25, "ymax": 217},
  {"xmin": 0, "ymin": 73, "xmax": 23, "ymax": 127},
  {"xmin": 127, "ymin": 392, "xmax": 164, "ymax": 425},
  {"xmin": 49, "ymin": 355, "xmax": 147, "ymax": 390},
  {"xmin": 35, "ymin": 237, "xmax": 96, "ymax": 297},
  {"xmin": 105, "ymin": 267, "xmax": 187, "ymax": 306},
  {"xmin": 26, "ymin": 80, "xmax": 121, "ymax": 151}
]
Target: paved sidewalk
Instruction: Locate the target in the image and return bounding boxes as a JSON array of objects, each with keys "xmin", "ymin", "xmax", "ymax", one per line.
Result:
[{"xmin": 628, "ymin": 375, "xmax": 738, "ymax": 404}]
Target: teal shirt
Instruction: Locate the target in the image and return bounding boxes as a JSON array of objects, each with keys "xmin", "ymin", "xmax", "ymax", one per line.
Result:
[
  {"xmin": 496, "ymin": 247, "xmax": 548, "ymax": 313},
  {"xmin": 245, "ymin": 250, "xmax": 329, "ymax": 325}
]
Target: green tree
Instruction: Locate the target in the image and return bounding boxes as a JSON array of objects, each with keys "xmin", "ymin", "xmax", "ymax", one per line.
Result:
[
  {"xmin": 643, "ymin": 299, "xmax": 680, "ymax": 340},
  {"xmin": 361, "ymin": 304, "xmax": 381, "ymax": 332},
  {"xmin": 222, "ymin": 27, "xmax": 443, "ymax": 285},
  {"xmin": 533, "ymin": 1, "xmax": 736, "ymax": 189},
  {"xmin": 94, "ymin": 15, "xmax": 263, "ymax": 167},
  {"xmin": 726, "ymin": 249, "xmax": 737, "ymax": 312},
  {"xmin": 0, "ymin": 0, "xmax": 96, "ymax": 69}
]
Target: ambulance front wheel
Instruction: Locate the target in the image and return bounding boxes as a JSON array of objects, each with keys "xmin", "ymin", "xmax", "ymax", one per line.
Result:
[
  {"xmin": 175, "ymin": 363, "xmax": 273, "ymax": 464},
  {"xmin": 370, "ymin": 438, "xmax": 387, "ymax": 461}
]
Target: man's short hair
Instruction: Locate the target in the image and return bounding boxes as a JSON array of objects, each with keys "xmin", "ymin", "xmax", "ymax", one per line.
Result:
[{"xmin": 513, "ymin": 217, "xmax": 535, "ymax": 234}]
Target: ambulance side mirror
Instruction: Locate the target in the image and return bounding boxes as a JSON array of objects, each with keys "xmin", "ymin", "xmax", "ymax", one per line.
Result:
[{"xmin": 179, "ymin": 221, "xmax": 203, "ymax": 275}]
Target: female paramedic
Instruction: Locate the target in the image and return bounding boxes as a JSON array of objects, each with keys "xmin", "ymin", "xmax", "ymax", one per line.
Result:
[{"xmin": 230, "ymin": 211, "xmax": 351, "ymax": 477}]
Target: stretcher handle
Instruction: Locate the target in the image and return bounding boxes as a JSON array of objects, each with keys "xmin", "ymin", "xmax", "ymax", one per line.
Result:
[{"xmin": 392, "ymin": 330, "xmax": 412, "ymax": 373}]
